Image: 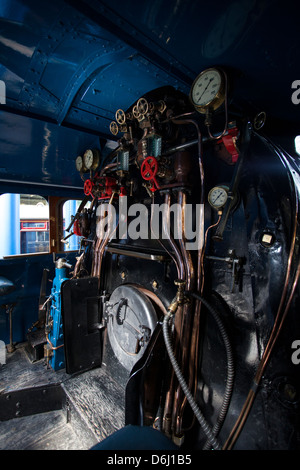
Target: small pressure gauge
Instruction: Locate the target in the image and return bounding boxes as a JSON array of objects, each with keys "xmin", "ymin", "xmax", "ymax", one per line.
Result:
[
  {"xmin": 190, "ymin": 67, "xmax": 225, "ymax": 114},
  {"xmin": 208, "ymin": 185, "xmax": 229, "ymax": 210},
  {"xmin": 83, "ymin": 148, "xmax": 100, "ymax": 171},
  {"xmin": 75, "ymin": 155, "xmax": 84, "ymax": 172}
]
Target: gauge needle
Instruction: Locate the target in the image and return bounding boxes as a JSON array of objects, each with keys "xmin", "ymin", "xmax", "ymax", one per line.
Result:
[
  {"xmin": 213, "ymin": 192, "xmax": 222, "ymax": 203},
  {"xmin": 199, "ymin": 78, "xmax": 213, "ymax": 100}
]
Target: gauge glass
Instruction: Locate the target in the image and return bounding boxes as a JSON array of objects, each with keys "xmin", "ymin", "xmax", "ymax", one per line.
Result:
[
  {"xmin": 208, "ymin": 186, "xmax": 228, "ymax": 209},
  {"xmin": 83, "ymin": 149, "xmax": 93, "ymax": 169},
  {"xmin": 75, "ymin": 156, "xmax": 83, "ymax": 172},
  {"xmin": 191, "ymin": 69, "xmax": 221, "ymax": 107},
  {"xmin": 190, "ymin": 68, "xmax": 225, "ymax": 112}
]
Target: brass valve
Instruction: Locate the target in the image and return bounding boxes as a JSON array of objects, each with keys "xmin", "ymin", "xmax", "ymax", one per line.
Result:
[{"xmin": 168, "ymin": 279, "xmax": 186, "ymax": 314}]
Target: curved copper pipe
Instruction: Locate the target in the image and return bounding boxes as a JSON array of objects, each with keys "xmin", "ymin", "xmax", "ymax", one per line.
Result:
[
  {"xmin": 96, "ymin": 209, "xmax": 118, "ymax": 283},
  {"xmin": 168, "ymin": 120, "xmax": 205, "ymax": 435},
  {"xmin": 177, "ymin": 191, "xmax": 195, "ymax": 291},
  {"xmin": 163, "ymin": 192, "xmax": 185, "ymax": 280},
  {"xmin": 172, "ymin": 190, "xmax": 196, "ymax": 435},
  {"xmin": 91, "ymin": 236, "xmax": 102, "ymax": 277},
  {"xmin": 158, "ymin": 192, "xmax": 186, "ymax": 434},
  {"xmin": 182, "ymin": 214, "xmax": 222, "ymax": 432},
  {"xmin": 150, "ymin": 195, "xmax": 182, "ymax": 279},
  {"xmin": 131, "ymin": 285, "xmax": 168, "ymax": 315}
]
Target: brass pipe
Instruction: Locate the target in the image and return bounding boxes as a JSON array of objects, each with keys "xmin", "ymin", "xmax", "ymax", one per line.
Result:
[
  {"xmin": 163, "ymin": 192, "xmax": 185, "ymax": 280},
  {"xmin": 181, "ymin": 214, "xmax": 222, "ymax": 433},
  {"xmin": 168, "ymin": 120, "xmax": 204, "ymax": 437},
  {"xmin": 96, "ymin": 208, "xmax": 118, "ymax": 284},
  {"xmin": 160, "ymin": 192, "xmax": 186, "ymax": 434},
  {"xmin": 172, "ymin": 190, "xmax": 195, "ymax": 436}
]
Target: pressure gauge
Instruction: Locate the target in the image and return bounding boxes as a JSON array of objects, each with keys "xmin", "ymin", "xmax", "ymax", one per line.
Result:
[
  {"xmin": 83, "ymin": 149, "xmax": 100, "ymax": 171},
  {"xmin": 75, "ymin": 156, "xmax": 84, "ymax": 172},
  {"xmin": 208, "ymin": 185, "xmax": 228, "ymax": 210},
  {"xmin": 190, "ymin": 68, "xmax": 225, "ymax": 114}
]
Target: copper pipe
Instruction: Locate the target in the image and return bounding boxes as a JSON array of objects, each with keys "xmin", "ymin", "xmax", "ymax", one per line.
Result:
[
  {"xmin": 172, "ymin": 124, "xmax": 205, "ymax": 428},
  {"xmin": 165, "ymin": 120, "xmax": 205, "ymax": 435},
  {"xmin": 157, "ymin": 192, "xmax": 186, "ymax": 434},
  {"xmin": 172, "ymin": 190, "xmax": 196, "ymax": 435},
  {"xmin": 182, "ymin": 214, "xmax": 223, "ymax": 433},
  {"xmin": 92, "ymin": 236, "xmax": 102, "ymax": 277},
  {"xmin": 96, "ymin": 209, "xmax": 118, "ymax": 282},
  {"xmin": 132, "ymin": 285, "xmax": 168, "ymax": 315},
  {"xmin": 161, "ymin": 119, "xmax": 205, "ymax": 437},
  {"xmin": 163, "ymin": 192, "xmax": 185, "ymax": 280},
  {"xmin": 150, "ymin": 196, "xmax": 181, "ymax": 279},
  {"xmin": 72, "ymin": 252, "xmax": 85, "ymax": 278},
  {"xmin": 177, "ymin": 191, "xmax": 195, "ymax": 290}
]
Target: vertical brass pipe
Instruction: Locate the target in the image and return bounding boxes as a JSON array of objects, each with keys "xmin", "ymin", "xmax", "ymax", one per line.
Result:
[
  {"xmin": 172, "ymin": 190, "xmax": 195, "ymax": 436},
  {"xmin": 161, "ymin": 192, "xmax": 185, "ymax": 435}
]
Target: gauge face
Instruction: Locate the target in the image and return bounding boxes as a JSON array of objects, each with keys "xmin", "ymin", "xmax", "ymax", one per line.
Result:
[
  {"xmin": 75, "ymin": 155, "xmax": 83, "ymax": 172},
  {"xmin": 208, "ymin": 186, "xmax": 228, "ymax": 209},
  {"xmin": 83, "ymin": 149, "xmax": 99, "ymax": 170},
  {"xmin": 190, "ymin": 68, "xmax": 225, "ymax": 113}
]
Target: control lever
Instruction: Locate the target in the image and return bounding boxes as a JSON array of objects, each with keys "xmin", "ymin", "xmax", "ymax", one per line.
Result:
[{"xmin": 65, "ymin": 195, "xmax": 89, "ymax": 233}]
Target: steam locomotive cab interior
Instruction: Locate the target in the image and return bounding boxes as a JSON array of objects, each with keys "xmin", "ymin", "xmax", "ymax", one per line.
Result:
[{"xmin": 0, "ymin": 0, "xmax": 299, "ymax": 452}]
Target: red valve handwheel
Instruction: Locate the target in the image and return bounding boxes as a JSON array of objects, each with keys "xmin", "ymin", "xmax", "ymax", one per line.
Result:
[
  {"xmin": 84, "ymin": 179, "xmax": 94, "ymax": 196},
  {"xmin": 141, "ymin": 156, "xmax": 158, "ymax": 181}
]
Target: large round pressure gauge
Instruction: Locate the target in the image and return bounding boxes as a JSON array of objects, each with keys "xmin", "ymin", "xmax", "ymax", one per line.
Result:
[
  {"xmin": 83, "ymin": 149, "xmax": 100, "ymax": 171},
  {"xmin": 190, "ymin": 68, "xmax": 225, "ymax": 114}
]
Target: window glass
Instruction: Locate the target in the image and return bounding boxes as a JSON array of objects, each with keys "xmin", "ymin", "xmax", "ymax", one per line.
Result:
[
  {"xmin": 62, "ymin": 199, "xmax": 90, "ymax": 251},
  {"xmin": 0, "ymin": 193, "xmax": 49, "ymax": 257}
]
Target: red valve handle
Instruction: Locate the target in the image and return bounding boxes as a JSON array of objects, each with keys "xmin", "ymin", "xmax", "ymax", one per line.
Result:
[
  {"xmin": 73, "ymin": 219, "xmax": 82, "ymax": 236},
  {"xmin": 141, "ymin": 156, "xmax": 160, "ymax": 192},
  {"xmin": 84, "ymin": 179, "xmax": 94, "ymax": 197},
  {"xmin": 217, "ymin": 127, "xmax": 240, "ymax": 164},
  {"xmin": 141, "ymin": 156, "xmax": 158, "ymax": 180}
]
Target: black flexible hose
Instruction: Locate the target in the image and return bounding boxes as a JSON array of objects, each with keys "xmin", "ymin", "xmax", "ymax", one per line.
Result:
[
  {"xmin": 188, "ymin": 292, "xmax": 235, "ymax": 449},
  {"xmin": 163, "ymin": 310, "xmax": 222, "ymax": 450}
]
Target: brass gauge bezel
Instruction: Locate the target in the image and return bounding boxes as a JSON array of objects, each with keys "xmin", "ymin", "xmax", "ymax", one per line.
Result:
[
  {"xmin": 208, "ymin": 185, "xmax": 229, "ymax": 210},
  {"xmin": 83, "ymin": 148, "xmax": 100, "ymax": 171},
  {"xmin": 75, "ymin": 155, "xmax": 85, "ymax": 172},
  {"xmin": 189, "ymin": 67, "xmax": 226, "ymax": 114}
]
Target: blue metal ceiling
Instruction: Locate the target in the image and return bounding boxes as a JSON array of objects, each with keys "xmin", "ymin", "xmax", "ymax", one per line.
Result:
[{"xmin": 0, "ymin": 0, "xmax": 299, "ymax": 191}]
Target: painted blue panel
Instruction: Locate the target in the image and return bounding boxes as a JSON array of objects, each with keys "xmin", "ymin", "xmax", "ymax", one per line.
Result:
[
  {"xmin": 79, "ymin": 53, "xmax": 189, "ymax": 117},
  {"xmin": 0, "ymin": 111, "xmax": 99, "ymax": 188}
]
